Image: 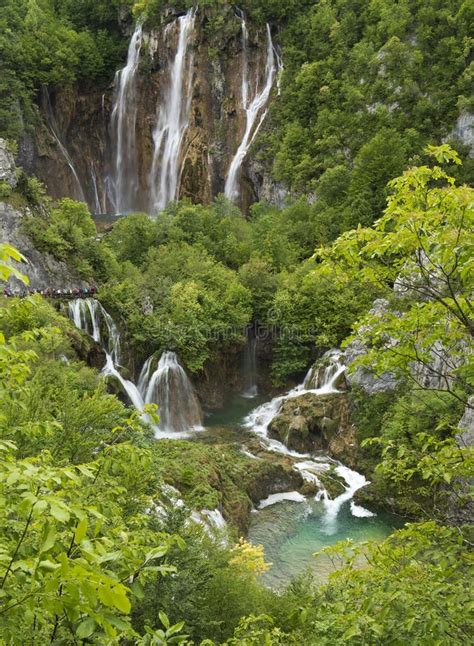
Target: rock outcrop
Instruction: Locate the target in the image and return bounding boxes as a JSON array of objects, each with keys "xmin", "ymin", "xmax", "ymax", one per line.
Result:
[
  {"xmin": 268, "ymin": 392, "xmax": 357, "ymax": 465},
  {"xmin": 0, "ymin": 140, "xmax": 85, "ymax": 290},
  {"xmin": 0, "ymin": 139, "xmax": 17, "ymax": 188},
  {"xmin": 451, "ymin": 111, "xmax": 474, "ymax": 156},
  {"xmin": 0, "ymin": 201, "xmax": 86, "ymax": 290}
]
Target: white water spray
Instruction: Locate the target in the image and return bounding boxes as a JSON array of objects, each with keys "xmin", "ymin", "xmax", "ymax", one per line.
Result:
[
  {"xmin": 321, "ymin": 465, "xmax": 371, "ymax": 533},
  {"xmin": 149, "ymin": 9, "xmax": 195, "ymax": 213},
  {"xmin": 244, "ymin": 354, "xmax": 346, "ymax": 448},
  {"xmin": 139, "ymin": 351, "xmax": 202, "ymax": 434}
]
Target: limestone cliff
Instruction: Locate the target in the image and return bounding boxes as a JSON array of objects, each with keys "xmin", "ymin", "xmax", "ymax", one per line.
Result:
[{"xmin": 24, "ymin": 6, "xmax": 282, "ymax": 215}]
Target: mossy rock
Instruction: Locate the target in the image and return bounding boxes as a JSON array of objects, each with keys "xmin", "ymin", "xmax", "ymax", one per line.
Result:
[
  {"xmin": 151, "ymin": 441, "xmax": 304, "ymax": 534},
  {"xmin": 319, "ymin": 467, "xmax": 347, "ymax": 498},
  {"xmin": 268, "ymin": 392, "xmax": 357, "ymax": 464}
]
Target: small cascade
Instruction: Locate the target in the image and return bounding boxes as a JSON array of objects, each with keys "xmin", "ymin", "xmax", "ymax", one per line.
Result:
[
  {"xmin": 137, "ymin": 356, "xmax": 155, "ymax": 395},
  {"xmin": 242, "ymin": 334, "xmax": 258, "ymax": 398},
  {"xmin": 109, "ymin": 22, "xmax": 143, "ymax": 214},
  {"xmin": 321, "ymin": 466, "xmax": 371, "ymax": 534},
  {"xmin": 149, "ymin": 9, "xmax": 195, "ymax": 213},
  {"xmin": 191, "ymin": 508, "xmax": 228, "ymax": 544},
  {"xmin": 258, "ymin": 491, "xmax": 306, "ymax": 509},
  {"xmin": 243, "ymin": 354, "xmax": 374, "ymax": 526},
  {"xmin": 69, "ymin": 300, "xmax": 147, "ymax": 422},
  {"xmin": 304, "ymin": 351, "xmax": 346, "ymax": 391},
  {"xmin": 102, "ymin": 354, "xmax": 145, "ymax": 413},
  {"xmin": 224, "ymin": 22, "xmax": 281, "ymax": 203},
  {"xmin": 41, "ymin": 87, "xmax": 85, "ymax": 202},
  {"xmin": 90, "ymin": 163, "xmax": 105, "ymax": 214},
  {"xmin": 68, "ymin": 300, "xmax": 202, "ymax": 435},
  {"xmin": 244, "ymin": 353, "xmax": 346, "ymax": 445},
  {"xmin": 139, "ymin": 351, "xmax": 203, "ymax": 433},
  {"xmin": 68, "ymin": 298, "xmax": 121, "ymax": 363}
]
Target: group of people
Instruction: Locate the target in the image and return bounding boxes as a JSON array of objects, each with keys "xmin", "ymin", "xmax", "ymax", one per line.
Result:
[{"xmin": 2, "ymin": 286, "xmax": 97, "ymax": 299}]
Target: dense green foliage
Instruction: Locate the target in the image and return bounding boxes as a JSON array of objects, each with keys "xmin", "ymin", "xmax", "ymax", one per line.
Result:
[
  {"xmin": 266, "ymin": 0, "xmax": 473, "ymax": 229},
  {"xmin": 94, "ymin": 197, "xmax": 374, "ymax": 378},
  {"xmin": 0, "ymin": 0, "xmax": 130, "ymax": 139}
]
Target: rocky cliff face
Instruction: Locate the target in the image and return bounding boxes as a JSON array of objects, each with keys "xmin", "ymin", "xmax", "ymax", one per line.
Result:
[
  {"xmin": 24, "ymin": 6, "xmax": 281, "ymax": 215},
  {"xmin": 0, "ymin": 139, "xmax": 85, "ymax": 290}
]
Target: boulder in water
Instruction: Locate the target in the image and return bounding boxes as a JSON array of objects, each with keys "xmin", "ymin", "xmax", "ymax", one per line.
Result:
[{"xmin": 268, "ymin": 392, "xmax": 357, "ymax": 465}]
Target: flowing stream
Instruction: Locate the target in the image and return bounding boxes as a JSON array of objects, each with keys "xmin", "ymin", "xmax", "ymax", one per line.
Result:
[
  {"xmin": 149, "ymin": 9, "xmax": 195, "ymax": 213},
  {"xmin": 68, "ymin": 299, "xmax": 397, "ymax": 584},
  {"xmin": 224, "ymin": 21, "xmax": 281, "ymax": 203}
]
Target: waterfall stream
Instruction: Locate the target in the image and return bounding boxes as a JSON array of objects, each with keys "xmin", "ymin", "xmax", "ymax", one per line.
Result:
[
  {"xmin": 109, "ymin": 23, "xmax": 143, "ymax": 214},
  {"xmin": 41, "ymin": 87, "xmax": 85, "ymax": 202},
  {"xmin": 149, "ymin": 9, "xmax": 196, "ymax": 213},
  {"xmin": 243, "ymin": 353, "xmax": 375, "ymax": 526},
  {"xmin": 243, "ymin": 353, "xmax": 347, "ymax": 450},
  {"xmin": 242, "ymin": 335, "xmax": 258, "ymax": 398},
  {"xmin": 139, "ymin": 351, "xmax": 202, "ymax": 434},
  {"xmin": 224, "ymin": 22, "xmax": 281, "ymax": 203},
  {"xmin": 68, "ymin": 299, "xmax": 202, "ymax": 436}
]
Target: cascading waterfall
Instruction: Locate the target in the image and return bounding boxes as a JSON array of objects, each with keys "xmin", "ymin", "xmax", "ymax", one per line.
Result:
[
  {"xmin": 244, "ymin": 354, "xmax": 374, "ymax": 524},
  {"xmin": 68, "ymin": 298, "xmax": 121, "ymax": 363},
  {"xmin": 139, "ymin": 351, "xmax": 202, "ymax": 434},
  {"xmin": 149, "ymin": 9, "xmax": 196, "ymax": 213},
  {"xmin": 244, "ymin": 353, "xmax": 347, "ymax": 446},
  {"xmin": 109, "ymin": 22, "xmax": 143, "ymax": 214},
  {"xmin": 41, "ymin": 87, "xmax": 85, "ymax": 202},
  {"xmin": 304, "ymin": 351, "xmax": 346, "ymax": 390},
  {"xmin": 242, "ymin": 335, "xmax": 258, "ymax": 398},
  {"xmin": 224, "ymin": 21, "xmax": 281, "ymax": 203},
  {"xmin": 68, "ymin": 300, "xmax": 202, "ymax": 435}
]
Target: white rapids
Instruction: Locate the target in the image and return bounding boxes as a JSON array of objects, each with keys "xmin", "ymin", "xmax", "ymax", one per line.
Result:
[{"xmin": 244, "ymin": 352, "xmax": 376, "ymax": 525}]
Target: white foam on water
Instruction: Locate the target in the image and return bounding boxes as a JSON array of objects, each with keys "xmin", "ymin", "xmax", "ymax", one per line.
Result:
[
  {"xmin": 258, "ymin": 491, "xmax": 306, "ymax": 509},
  {"xmin": 350, "ymin": 501, "xmax": 376, "ymax": 518}
]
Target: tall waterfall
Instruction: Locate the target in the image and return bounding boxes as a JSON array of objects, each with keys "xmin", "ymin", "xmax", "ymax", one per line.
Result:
[
  {"xmin": 68, "ymin": 300, "xmax": 202, "ymax": 435},
  {"xmin": 109, "ymin": 23, "xmax": 143, "ymax": 214},
  {"xmin": 41, "ymin": 87, "xmax": 85, "ymax": 202},
  {"xmin": 224, "ymin": 22, "xmax": 280, "ymax": 203},
  {"xmin": 138, "ymin": 352, "xmax": 202, "ymax": 434},
  {"xmin": 149, "ymin": 9, "xmax": 196, "ymax": 213}
]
